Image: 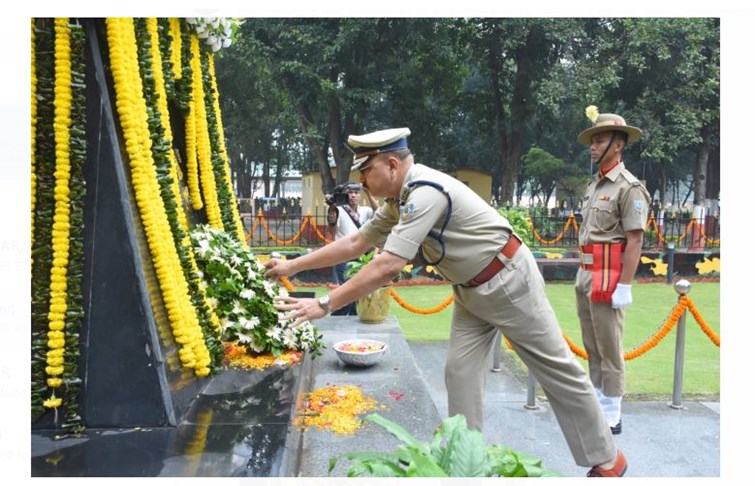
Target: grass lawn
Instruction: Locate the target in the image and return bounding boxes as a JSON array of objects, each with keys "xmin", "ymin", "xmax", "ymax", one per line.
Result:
[{"xmin": 297, "ymin": 281, "xmax": 720, "ymax": 398}]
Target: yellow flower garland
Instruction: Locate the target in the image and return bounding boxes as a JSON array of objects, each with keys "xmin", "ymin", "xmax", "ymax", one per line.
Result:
[
  {"xmin": 190, "ymin": 35, "xmax": 223, "ymax": 228},
  {"xmin": 169, "ymin": 18, "xmax": 182, "ymax": 80},
  {"xmin": 147, "ymin": 18, "xmax": 221, "ymax": 334},
  {"xmin": 207, "ymin": 54, "xmax": 246, "ymax": 242},
  {"xmin": 184, "ymin": 81, "xmax": 203, "ymax": 210},
  {"xmin": 31, "ymin": 19, "xmax": 37, "ymax": 251},
  {"xmin": 44, "ymin": 18, "xmax": 73, "ymax": 406},
  {"xmin": 106, "ymin": 18, "xmax": 210, "ymax": 376}
]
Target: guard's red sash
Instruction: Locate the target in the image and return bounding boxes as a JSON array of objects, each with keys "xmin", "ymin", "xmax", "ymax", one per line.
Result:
[{"xmin": 586, "ymin": 243, "xmax": 624, "ymax": 303}]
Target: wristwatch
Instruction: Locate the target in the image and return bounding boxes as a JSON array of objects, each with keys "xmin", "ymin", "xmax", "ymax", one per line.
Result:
[{"xmin": 318, "ymin": 295, "xmax": 332, "ymax": 316}]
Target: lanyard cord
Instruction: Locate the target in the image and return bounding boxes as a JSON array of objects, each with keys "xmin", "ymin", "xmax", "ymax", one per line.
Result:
[{"xmin": 401, "ymin": 180, "xmax": 452, "ymax": 266}]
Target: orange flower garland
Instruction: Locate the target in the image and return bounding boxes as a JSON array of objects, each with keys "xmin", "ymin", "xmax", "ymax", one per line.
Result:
[
  {"xmin": 553, "ymin": 295, "xmax": 719, "ymax": 361},
  {"xmin": 389, "ymin": 287, "xmax": 454, "ymax": 315},
  {"xmin": 225, "ymin": 343, "xmax": 303, "ymax": 370},
  {"xmin": 684, "ymin": 296, "xmax": 720, "ymax": 346},
  {"xmin": 528, "ymin": 213, "xmax": 579, "ymax": 245},
  {"xmin": 294, "ymin": 385, "xmax": 382, "ymax": 435}
]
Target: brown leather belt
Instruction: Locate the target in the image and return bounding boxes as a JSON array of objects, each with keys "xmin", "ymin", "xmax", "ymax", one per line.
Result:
[{"xmin": 464, "ymin": 233, "xmax": 522, "ymax": 287}]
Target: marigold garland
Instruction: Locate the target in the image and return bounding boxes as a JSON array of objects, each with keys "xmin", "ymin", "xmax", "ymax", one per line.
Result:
[
  {"xmin": 31, "ymin": 18, "xmax": 38, "ymax": 250},
  {"xmin": 190, "ymin": 34, "xmax": 223, "ymax": 228},
  {"xmin": 44, "ymin": 17, "xmax": 73, "ymax": 405},
  {"xmin": 169, "ymin": 18, "xmax": 182, "ymax": 80},
  {"xmin": 184, "ymin": 83, "xmax": 202, "ymax": 210},
  {"xmin": 248, "ymin": 212, "xmax": 333, "ymax": 246},
  {"xmin": 529, "ymin": 213, "xmax": 579, "ymax": 245},
  {"xmin": 106, "ymin": 18, "xmax": 211, "ymax": 376},
  {"xmin": 141, "ymin": 19, "xmax": 223, "ymax": 349},
  {"xmin": 554, "ymin": 295, "xmax": 720, "ymax": 361},
  {"xmin": 294, "ymin": 385, "xmax": 382, "ymax": 435},
  {"xmin": 683, "ymin": 296, "xmax": 720, "ymax": 346},
  {"xmin": 31, "ymin": 18, "xmax": 57, "ymax": 422},
  {"xmin": 207, "ymin": 53, "xmax": 246, "ymax": 242},
  {"xmin": 389, "ymin": 287, "xmax": 454, "ymax": 314},
  {"xmin": 645, "ymin": 214, "xmax": 720, "ymax": 247},
  {"xmin": 180, "ymin": 22, "xmax": 202, "ymax": 210},
  {"xmin": 225, "ymin": 343, "xmax": 303, "ymax": 370}
]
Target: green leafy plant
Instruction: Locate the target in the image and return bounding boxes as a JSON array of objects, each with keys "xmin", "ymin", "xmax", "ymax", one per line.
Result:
[
  {"xmin": 345, "ymin": 250, "xmax": 416, "ymax": 282},
  {"xmin": 497, "ymin": 207, "xmax": 534, "ymax": 246},
  {"xmin": 344, "ymin": 250, "xmax": 377, "ymax": 279},
  {"xmin": 328, "ymin": 413, "xmax": 561, "ymax": 477}
]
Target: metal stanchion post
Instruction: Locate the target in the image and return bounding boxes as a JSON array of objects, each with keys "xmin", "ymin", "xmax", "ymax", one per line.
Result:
[
  {"xmin": 524, "ymin": 371, "xmax": 539, "ymax": 410},
  {"xmin": 666, "ymin": 241, "xmax": 676, "ymax": 284},
  {"xmin": 669, "ymin": 279, "xmax": 691, "ymax": 409},
  {"xmin": 491, "ymin": 331, "xmax": 502, "ymax": 372}
]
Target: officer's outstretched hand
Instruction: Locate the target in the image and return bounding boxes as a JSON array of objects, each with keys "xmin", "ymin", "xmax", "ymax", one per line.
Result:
[
  {"xmin": 264, "ymin": 258, "xmax": 293, "ymax": 280},
  {"xmin": 611, "ymin": 283, "xmax": 633, "ymax": 309}
]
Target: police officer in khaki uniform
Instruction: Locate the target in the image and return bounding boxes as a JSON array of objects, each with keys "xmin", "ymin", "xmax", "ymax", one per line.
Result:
[
  {"xmin": 265, "ymin": 127, "xmax": 627, "ymax": 477},
  {"xmin": 576, "ymin": 112, "xmax": 651, "ymax": 436}
]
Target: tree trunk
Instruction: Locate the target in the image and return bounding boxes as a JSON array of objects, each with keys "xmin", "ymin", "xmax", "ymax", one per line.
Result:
[
  {"xmin": 694, "ymin": 125, "xmax": 710, "ymax": 205},
  {"xmin": 486, "ymin": 35, "xmax": 511, "ymax": 205}
]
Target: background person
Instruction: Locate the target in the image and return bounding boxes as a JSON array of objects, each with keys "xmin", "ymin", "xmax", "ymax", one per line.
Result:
[
  {"xmin": 325, "ymin": 182, "xmax": 378, "ymax": 315},
  {"xmin": 575, "ymin": 110, "xmax": 651, "ymax": 436},
  {"xmin": 266, "ymin": 126, "xmax": 627, "ymax": 477}
]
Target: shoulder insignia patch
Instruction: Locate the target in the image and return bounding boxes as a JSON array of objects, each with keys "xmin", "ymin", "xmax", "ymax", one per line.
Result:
[
  {"xmin": 400, "ymin": 203, "xmax": 416, "ymax": 221},
  {"xmin": 633, "ymin": 200, "xmax": 645, "ymax": 212}
]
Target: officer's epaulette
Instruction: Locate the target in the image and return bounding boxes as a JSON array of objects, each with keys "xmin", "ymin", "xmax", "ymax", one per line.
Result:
[{"xmin": 619, "ymin": 167, "xmax": 641, "ymax": 185}]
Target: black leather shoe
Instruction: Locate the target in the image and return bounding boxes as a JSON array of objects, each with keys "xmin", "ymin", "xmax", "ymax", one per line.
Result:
[{"xmin": 610, "ymin": 420, "xmax": 622, "ymax": 435}]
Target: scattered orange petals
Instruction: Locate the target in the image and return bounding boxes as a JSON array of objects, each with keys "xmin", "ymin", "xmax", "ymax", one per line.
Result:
[
  {"xmin": 294, "ymin": 385, "xmax": 383, "ymax": 435},
  {"xmin": 224, "ymin": 343, "xmax": 302, "ymax": 371}
]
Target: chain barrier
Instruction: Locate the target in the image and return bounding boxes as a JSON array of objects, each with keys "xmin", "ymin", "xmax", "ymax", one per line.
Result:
[
  {"xmin": 529, "ymin": 213, "xmax": 580, "ymax": 245},
  {"xmin": 245, "ymin": 210, "xmax": 333, "ymax": 246},
  {"xmin": 388, "ymin": 288, "xmax": 455, "ymax": 314},
  {"xmin": 385, "ymin": 287, "xmax": 719, "ymax": 361},
  {"xmin": 645, "ymin": 214, "xmax": 720, "ymax": 246},
  {"xmin": 245, "ymin": 210, "xmax": 719, "ymax": 248}
]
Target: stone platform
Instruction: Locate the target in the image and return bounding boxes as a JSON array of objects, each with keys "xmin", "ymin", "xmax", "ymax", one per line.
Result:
[
  {"xmin": 30, "ymin": 315, "xmax": 439, "ymax": 477},
  {"xmin": 292, "ymin": 315, "xmax": 442, "ymax": 476}
]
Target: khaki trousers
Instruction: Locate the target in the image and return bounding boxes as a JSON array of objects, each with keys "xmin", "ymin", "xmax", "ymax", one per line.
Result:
[
  {"xmin": 448, "ymin": 244, "xmax": 616, "ymax": 467},
  {"xmin": 575, "ymin": 267, "xmax": 626, "ymax": 397}
]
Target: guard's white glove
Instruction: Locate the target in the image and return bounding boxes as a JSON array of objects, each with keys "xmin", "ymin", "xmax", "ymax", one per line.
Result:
[{"xmin": 611, "ymin": 283, "xmax": 633, "ymax": 309}]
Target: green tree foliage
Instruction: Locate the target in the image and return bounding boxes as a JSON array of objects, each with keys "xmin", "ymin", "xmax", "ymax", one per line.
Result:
[
  {"xmin": 215, "ymin": 18, "xmax": 719, "ymax": 206},
  {"xmin": 521, "ymin": 146, "xmax": 567, "ymax": 207}
]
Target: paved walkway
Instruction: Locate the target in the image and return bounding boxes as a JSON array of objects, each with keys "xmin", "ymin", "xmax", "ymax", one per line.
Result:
[{"xmin": 408, "ymin": 341, "xmax": 720, "ymax": 477}]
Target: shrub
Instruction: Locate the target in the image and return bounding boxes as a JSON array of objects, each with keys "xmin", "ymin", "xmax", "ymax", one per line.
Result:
[{"xmin": 329, "ymin": 413, "xmax": 560, "ymax": 477}]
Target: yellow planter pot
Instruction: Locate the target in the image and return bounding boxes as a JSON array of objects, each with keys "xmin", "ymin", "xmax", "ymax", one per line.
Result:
[{"xmin": 356, "ymin": 287, "xmax": 391, "ymax": 324}]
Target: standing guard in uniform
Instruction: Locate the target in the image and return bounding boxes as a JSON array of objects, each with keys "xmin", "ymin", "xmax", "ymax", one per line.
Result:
[
  {"xmin": 576, "ymin": 108, "xmax": 651, "ymax": 436},
  {"xmin": 265, "ymin": 127, "xmax": 627, "ymax": 477}
]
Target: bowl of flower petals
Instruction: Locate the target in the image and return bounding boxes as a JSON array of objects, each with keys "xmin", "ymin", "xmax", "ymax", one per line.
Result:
[{"xmin": 333, "ymin": 339, "xmax": 387, "ymax": 367}]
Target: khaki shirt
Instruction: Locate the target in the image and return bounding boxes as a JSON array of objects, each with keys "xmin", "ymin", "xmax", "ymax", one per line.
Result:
[
  {"xmin": 359, "ymin": 164, "xmax": 513, "ymax": 284},
  {"xmin": 579, "ymin": 162, "xmax": 651, "ymax": 245}
]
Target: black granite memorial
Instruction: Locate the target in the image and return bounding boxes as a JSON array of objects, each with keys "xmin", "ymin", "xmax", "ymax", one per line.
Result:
[{"xmin": 32, "ymin": 19, "xmax": 310, "ymax": 476}]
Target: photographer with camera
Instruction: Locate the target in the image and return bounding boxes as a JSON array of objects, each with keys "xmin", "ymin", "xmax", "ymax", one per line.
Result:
[{"xmin": 325, "ymin": 182, "xmax": 378, "ymax": 315}]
